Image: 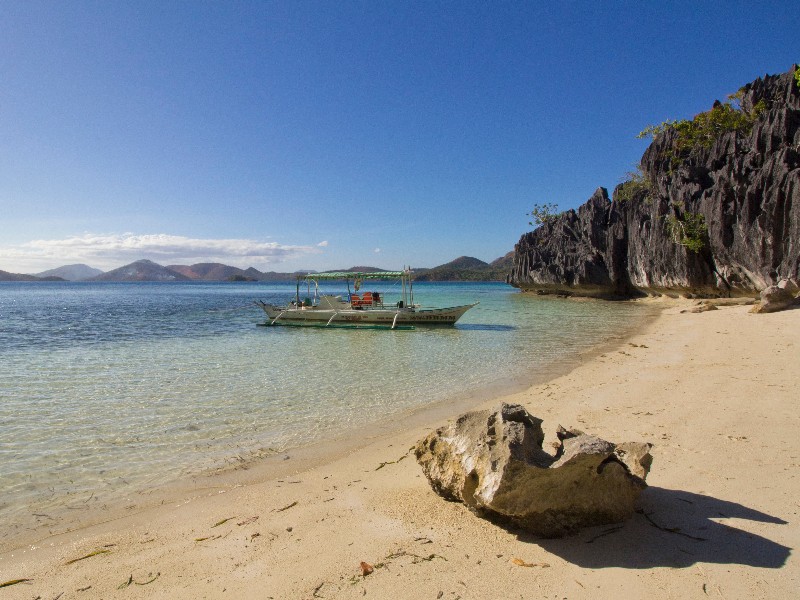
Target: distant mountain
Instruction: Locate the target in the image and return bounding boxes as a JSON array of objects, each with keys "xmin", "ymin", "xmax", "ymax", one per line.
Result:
[
  {"xmin": 0, "ymin": 269, "xmax": 65, "ymax": 282},
  {"xmin": 17, "ymin": 254, "xmax": 516, "ymax": 284},
  {"xmin": 35, "ymin": 263, "xmax": 103, "ymax": 281},
  {"xmin": 489, "ymin": 251, "xmax": 514, "ymax": 270},
  {"xmin": 91, "ymin": 260, "xmax": 191, "ymax": 282},
  {"xmin": 245, "ymin": 268, "xmax": 302, "ymax": 282},
  {"xmin": 242, "ymin": 267, "xmax": 265, "ymax": 279},
  {"xmin": 440, "ymin": 256, "xmax": 490, "ymax": 270},
  {"xmin": 413, "ymin": 255, "xmax": 510, "ymax": 282},
  {"xmin": 339, "ymin": 266, "xmax": 386, "ymax": 273},
  {"xmin": 167, "ymin": 262, "xmax": 251, "ymax": 281},
  {"xmin": 165, "ymin": 263, "xmax": 302, "ymax": 282}
]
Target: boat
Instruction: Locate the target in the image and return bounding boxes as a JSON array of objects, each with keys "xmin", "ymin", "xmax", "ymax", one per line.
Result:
[{"xmin": 256, "ymin": 269, "xmax": 477, "ymax": 330}]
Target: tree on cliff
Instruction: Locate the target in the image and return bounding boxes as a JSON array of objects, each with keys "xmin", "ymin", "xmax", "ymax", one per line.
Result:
[{"xmin": 528, "ymin": 203, "xmax": 561, "ymax": 228}]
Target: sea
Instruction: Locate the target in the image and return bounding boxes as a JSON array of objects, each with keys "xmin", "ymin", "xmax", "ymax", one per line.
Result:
[{"xmin": 0, "ymin": 280, "xmax": 657, "ymax": 547}]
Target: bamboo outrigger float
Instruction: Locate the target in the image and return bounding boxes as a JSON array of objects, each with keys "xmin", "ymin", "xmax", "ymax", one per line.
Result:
[{"xmin": 256, "ymin": 269, "xmax": 477, "ymax": 330}]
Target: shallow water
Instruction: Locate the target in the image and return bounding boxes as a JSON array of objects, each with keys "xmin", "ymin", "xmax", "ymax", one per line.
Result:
[{"xmin": 0, "ymin": 281, "xmax": 655, "ymax": 542}]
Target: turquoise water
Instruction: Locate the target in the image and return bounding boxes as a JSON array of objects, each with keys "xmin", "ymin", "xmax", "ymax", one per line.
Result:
[{"xmin": 0, "ymin": 281, "xmax": 655, "ymax": 544}]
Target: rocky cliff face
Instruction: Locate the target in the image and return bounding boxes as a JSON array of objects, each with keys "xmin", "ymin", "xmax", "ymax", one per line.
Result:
[{"xmin": 509, "ymin": 66, "xmax": 800, "ymax": 297}]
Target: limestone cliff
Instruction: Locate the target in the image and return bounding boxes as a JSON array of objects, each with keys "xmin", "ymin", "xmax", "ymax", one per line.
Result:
[{"xmin": 509, "ymin": 66, "xmax": 800, "ymax": 297}]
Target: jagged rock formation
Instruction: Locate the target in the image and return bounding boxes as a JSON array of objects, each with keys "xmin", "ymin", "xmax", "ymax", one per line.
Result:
[
  {"xmin": 509, "ymin": 66, "xmax": 800, "ymax": 298},
  {"xmin": 415, "ymin": 403, "xmax": 652, "ymax": 538}
]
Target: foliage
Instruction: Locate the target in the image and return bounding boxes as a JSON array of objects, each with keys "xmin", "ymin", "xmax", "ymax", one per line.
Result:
[
  {"xmin": 528, "ymin": 203, "xmax": 561, "ymax": 228},
  {"xmin": 795, "ymin": 65, "xmax": 800, "ymax": 90},
  {"xmin": 638, "ymin": 93, "xmax": 766, "ymax": 168},
  {"xmin": 616, "ymin": 165, "xmax": 654, "ymax": 203},
  {"xmin": 664, "ymin": 209, "xmax": 708, "ymax": 254}
]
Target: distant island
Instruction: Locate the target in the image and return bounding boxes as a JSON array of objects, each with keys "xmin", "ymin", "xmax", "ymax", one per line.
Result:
[
  {"xmin": 35, "ymin": 264, "xmax": 104, "ymax": 281},
  {"xmin": 0, "ymin": 254, "xmax": 513, "ymax": 283},
  {"xmin": 413, "ymin": 254, "xmax": 514, "ymax": 281},
  {"xmin": 0, "ymin": 270, "xmax": 64, "ymax": 282}
]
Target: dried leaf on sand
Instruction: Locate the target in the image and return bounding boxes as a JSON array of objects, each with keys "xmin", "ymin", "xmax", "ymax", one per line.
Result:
[
  {"xmin": 511, "ymin": 558, "xmax": 550, "ymax": 568},
  {"xmin": 0, "ymin": 579, "xmax": 33, "ymax": 588},
  {"xmin": 65, "ymin": 549, "xmax": 111, "ymax": 565}
]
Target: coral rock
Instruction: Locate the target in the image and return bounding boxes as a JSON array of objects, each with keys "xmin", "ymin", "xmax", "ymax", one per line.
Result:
[{"xmin": 415, "ymin": 404, "xmax": 652, "ymax": 538}]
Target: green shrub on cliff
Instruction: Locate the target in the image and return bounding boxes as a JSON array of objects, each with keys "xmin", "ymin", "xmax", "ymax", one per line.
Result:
[
  {"xmin": 795, "ymin": 65, "xmax": 800, "ymax": 89},
  {"xmin": 616, "ymin": 166, "xmax": 653, "ymax": 203},
  {"xmin": 664, "ymin": 210, "xmax": 707, "ymax": 253},
  {"xmin": 528, "ymin": 203, "xmax": 561, "ymax": 228},
  {"xmin": 639, "ymin": 93, "xmax": 766, "ymax": 167}
]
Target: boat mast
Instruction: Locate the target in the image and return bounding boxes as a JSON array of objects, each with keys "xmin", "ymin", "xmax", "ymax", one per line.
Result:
[
  {"xmin": 409, "ymin": 267, "xmax": 414, "ymax": 307},
  {"xmin": 401, "ymin": 267, "xmax": 407, "ymax": 307}
]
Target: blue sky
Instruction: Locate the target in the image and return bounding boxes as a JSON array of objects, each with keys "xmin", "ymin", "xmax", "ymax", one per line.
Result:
[{"xmin": 1, "ymin": 1, "xmax": 797, "ymax": 273}]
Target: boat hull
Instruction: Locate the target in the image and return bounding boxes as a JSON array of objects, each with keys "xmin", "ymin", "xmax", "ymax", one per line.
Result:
[{"xmin": 256, "ymin": 302, "xmax": 476, "ymax": 327}]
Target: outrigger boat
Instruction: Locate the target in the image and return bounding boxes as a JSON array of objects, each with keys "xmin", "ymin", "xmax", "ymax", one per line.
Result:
[{"xmin": 256, "ymin": 269, "xmax": 477, "ymax": 330}]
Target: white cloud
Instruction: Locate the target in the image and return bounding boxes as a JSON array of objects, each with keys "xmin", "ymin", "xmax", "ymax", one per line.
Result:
[
  {"xmin": 0, "ymin": 233, "xmax": 322, "ymax": 272},
  {"xmin": 317, "ymin": 240, "xmax": 329, "ymax": 247},
  {"xmin": 373, "ymin": 247, "xmax": 381, "ymax": 253}
]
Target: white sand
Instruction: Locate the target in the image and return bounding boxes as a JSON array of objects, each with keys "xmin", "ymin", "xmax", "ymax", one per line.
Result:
[{"xmin": 1, "ymin": 302, "xmax": 797, "ymax": 599}]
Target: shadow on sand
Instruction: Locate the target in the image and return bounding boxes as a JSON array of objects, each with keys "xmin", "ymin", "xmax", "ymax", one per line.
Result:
[{"xmin": 515, "ymin": 487, "xmax": 791, "ymax": 569}]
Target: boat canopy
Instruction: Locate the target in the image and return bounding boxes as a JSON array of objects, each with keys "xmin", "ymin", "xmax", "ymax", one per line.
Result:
[
  {"xmin": 298, "ymin": 271, "xmax": 408, "ymax": 280},
  {"xmin": 294, "ymin": 269, "xmax": 415, "ymax": 307}
]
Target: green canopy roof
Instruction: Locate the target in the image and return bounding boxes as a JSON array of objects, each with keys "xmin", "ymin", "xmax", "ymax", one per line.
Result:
[{"xmin": 300, "ymin": 271, "xmax": 408, "ymax": 280}]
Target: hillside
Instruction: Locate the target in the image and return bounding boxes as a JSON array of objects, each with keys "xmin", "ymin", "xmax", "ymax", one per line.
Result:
[
  {"xmin": 413, "ymin": 255, "xmax": 510, "ymax": 282},
  {"xmin": 0, "ymin": 270, "xmax": 64, "ymax": 282},
  {"xmin": 91, "ymin": 260, "xmax": 191, "ymax": 282},
  {"xmin": 337, "ymin": 266, "xmax": 386, "ymax": 273},
  {"xmin": 167, "ymin": 263, "xmax": 253, "ymax": 281},
  {"xmin": 489, "ymin": 251, "xmax": 514, "ymax": 270},
  {"xmin": 35, "ymin": 264, "xmax": 103, "ymax": 281}
]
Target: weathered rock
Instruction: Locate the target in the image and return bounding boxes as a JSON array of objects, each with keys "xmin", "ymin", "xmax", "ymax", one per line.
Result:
[
  {"xmin": 777, "ymin": 278, "xmax": 800, "ymax": 296},
  {"xmin": 751, "ymin": 284, "xmax": 798, "ymax": 313},
  {"xmin": 681, "ymin": 302, "xmax": 719, "ymax": 313},
  {"xmin": 614, "ymin": 441, "xmax": 655, "ymax": 480},
  {"xmin": 508, "ymin": 66, "xmax": 800, "ymax": 298},
  {"xmin": 414, "ymin": 403, "xmax": 652, "ymax": 538},
  {"xmin": 701, "ymin": 297, "xmax": 757, "ymax": 306}
]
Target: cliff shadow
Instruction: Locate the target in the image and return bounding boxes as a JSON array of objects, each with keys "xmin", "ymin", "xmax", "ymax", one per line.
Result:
[{"xmin": 517, "ymin": 487, "xmax": 791, "ymax": 569}]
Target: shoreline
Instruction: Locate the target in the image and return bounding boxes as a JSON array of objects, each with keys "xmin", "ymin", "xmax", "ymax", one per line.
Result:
[
  {"xmin": 0, "ymin": 294, "xmax": 661, "ymax": 555},
  {"xmin": 1, "ymin": 301, "xmax": 796, "ymax": 598}
]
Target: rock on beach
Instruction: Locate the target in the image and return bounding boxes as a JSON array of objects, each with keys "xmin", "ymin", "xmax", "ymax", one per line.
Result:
[{"xmin": 415, "ymin": 403, "xmax": 652, "ymax": 538}]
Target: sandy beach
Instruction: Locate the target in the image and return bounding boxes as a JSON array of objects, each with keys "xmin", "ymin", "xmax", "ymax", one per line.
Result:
[{"xmin": 1, "ymin": 301, "xmax": 797, "ymax": 599}]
